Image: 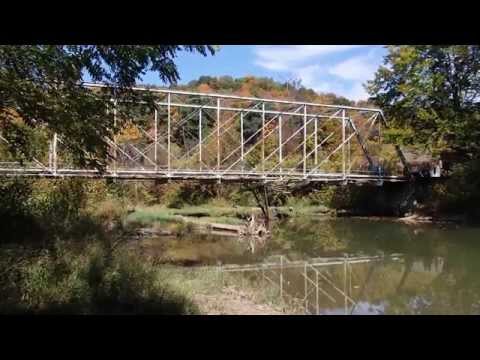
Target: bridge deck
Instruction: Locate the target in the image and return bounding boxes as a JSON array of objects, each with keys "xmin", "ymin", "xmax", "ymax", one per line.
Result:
[{"xmin": 0, "ymin": 167, "xmax": 407, "ymax": 183}]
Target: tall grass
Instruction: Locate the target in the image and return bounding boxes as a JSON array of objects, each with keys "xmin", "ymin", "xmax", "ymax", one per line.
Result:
[
  {"xmin": 0, "ymin": 240, "xmax": 199, "ymax": 314},
  {"xmin": 126, "ymin": 205, "xmax": 250, "ymax": 229}
]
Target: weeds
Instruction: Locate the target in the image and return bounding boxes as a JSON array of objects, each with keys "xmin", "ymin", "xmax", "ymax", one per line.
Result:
[{"xmin": 0, "ymin": 240, "xmax": 199, "ymax": 314}]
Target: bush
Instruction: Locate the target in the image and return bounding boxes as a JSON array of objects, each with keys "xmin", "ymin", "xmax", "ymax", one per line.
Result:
[
  {"xmin": 92, "ymin": 198, "xmax": 128, "ymax": 228},
  {"xmin": 428, "ymin": 158, "xmax": 480, "ymax": 220},
  {"xmin": 309, "ymin": 186, "xmax": 336, "ymax": 207},
  {"xmin": 157, "ymin": 182, "xmax": 216, "ymax": 208},
  {"xmin": 0, "ymin": 179, "xmax": 42, "ymax": 243},
  {"xmin": 0, "ymin": 178, "xmax": 134, "ymax": 245},
  {"xmin": 0, "ymin": 240, "xmax": 199, "ymax": 314}
]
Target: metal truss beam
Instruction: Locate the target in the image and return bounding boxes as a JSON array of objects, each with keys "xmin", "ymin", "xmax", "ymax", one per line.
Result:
[{"xmin": 0, "ymin": 83, "xmax": 410, "ymax": 184}]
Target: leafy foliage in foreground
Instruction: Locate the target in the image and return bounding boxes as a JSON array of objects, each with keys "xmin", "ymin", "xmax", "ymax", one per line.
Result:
[
  {"xmin": 0, "ymin": 46, "xmax": 216, "ymax": 169},
  {"xmin": 0, "ymin": 240, "xmax": 199, "ymax": 314}
]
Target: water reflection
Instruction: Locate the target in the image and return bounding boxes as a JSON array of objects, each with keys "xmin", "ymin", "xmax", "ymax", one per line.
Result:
[
  {"xmin": 260, "ymin": 217, "xmax": 480, "ymax": 315},
  {"xmin": 328, "ymin": 301, "xmax": 386, "ymax": 315},
  {"xmin": 138, "ymin": 216, "xmax": 480, "ymax": 314},
  {"xmin": 235, "ymin": 253, "xmax": 480, "ymax": 315}
]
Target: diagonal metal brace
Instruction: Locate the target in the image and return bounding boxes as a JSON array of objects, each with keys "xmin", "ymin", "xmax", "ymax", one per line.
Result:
[{"xmin": 347, "ymin": 114, "xmax": 376, "ymax": 169}]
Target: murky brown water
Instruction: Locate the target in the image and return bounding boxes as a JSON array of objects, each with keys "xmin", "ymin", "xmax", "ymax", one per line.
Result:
[{"xmin": 138, "ymin": 217, "xmax": 480, "ymax": 314}]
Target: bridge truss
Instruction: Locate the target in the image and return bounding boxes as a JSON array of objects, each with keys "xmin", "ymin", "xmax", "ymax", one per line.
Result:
[{"xmin": 0, "ymin": 83, "xmax": 409, "ymax": 184}]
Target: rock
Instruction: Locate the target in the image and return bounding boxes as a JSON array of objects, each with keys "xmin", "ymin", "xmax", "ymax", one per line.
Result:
[
  {"xmin": 315, "ymin": 205, "xmax": 330, "ymax": 214},
  {"xmin": 337, "ymin": 209, "xmax": 348, "ymax": 217}
]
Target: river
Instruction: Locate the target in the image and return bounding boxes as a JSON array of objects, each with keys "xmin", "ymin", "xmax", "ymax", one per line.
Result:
[{"xmin": 138, "ymin": 217, "xmax": 480, "ymax": 315}]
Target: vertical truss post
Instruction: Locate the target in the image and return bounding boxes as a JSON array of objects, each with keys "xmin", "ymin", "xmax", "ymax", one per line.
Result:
[
  {"xmin": 217, "ymin": 98, "xmax": 221, "ymax": 172},
  {"xmin": 279, "ymin": 115, "xmax": 283, "ymax": 174},
  {"xmin": 314, "ymin": 116, "xmax": 318, "ymax": 166},
  {"xmin": 304, "ymin": 263, "xmax": 308, "ymax": 313},
  {"xmin": 342, "ymin": 109, "xmax": 346, "ymax": 179},
  {"xmin": 280, "ymin": 255, "xmax": 284, "ymax": 299},
  {"xmin": 378, "ymin": 117, "xmax": 382, "ymax": 171},
  {"xmin": 167, "ymin": 93, "xmax": 171, "ymax": 174},
  {"xmin": 240, "ymin": 111, "xmax": 244, "ymax": 172},
  {"xmin": 379, "ymin": 118, "xmax": 382, "ymax": 147},
  {"xmin": 344, "ymin": 255, "xmax": 348, "ymax": 315},
  {"xmin": 154, "ymin": 108, "xmax": 158, "ymax": 172},
  {"xmin": 113, "ymin": 100, "xmax": 117, "ymax": 176},
  {"xmin": 347, "ymin": 118, "xmax": 351, "ymax": 175},
  {"xmin": 199, "ymin": 108, "xmax": 202, "ymax": 170},
  {"xmin": 262, "ymin": 103, "xmax": 265, "ymax": 176},
  {"xmin": 303, "ymin": 105, "xmax": 307, "ymax": 175},
  {"xmin": 316, "ymin": 268, "xmax": 319, "ymax": 315},
  {"xmin": 349, "ymin": 261, "xmax": 352, "ymax": 296},
  {"xmin": 52, "ymin": 132, "xmax": 57, "ymax": 175},
  {"xmin": 48, "ymin": 138, "xmax": 53, "ymax": 170}
]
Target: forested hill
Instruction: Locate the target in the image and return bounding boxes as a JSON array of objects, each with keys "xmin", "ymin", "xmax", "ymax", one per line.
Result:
[{"xmin": 168, "ymin": 75, "xmax": 372, "ymax": 108}]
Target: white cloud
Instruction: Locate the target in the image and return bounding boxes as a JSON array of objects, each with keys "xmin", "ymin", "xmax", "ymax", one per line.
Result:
[
  {"xmin": 311, "ymin": 81, "xmax": 368, "ymax": 102},
  {"xmin": 252, "ymin": 45, "xmax": 383, "ymax": 101},
  {"xmin": 343, "ymin": 83, "xmax": 369, "ymax": 102},
  {"xmin": 254, "ymin": 45, "xmax": 362, "ymax": 71},
  {"xmin": 255, "ymin": 59, "xmax": 289, "ymax": 71},
  {"xmin": 328, "ymin": 53, "xmax": 381, "ymax": 82},
  {"xmin": 293, "ymin": 64, "xmax": 322, "ymax": 88}
]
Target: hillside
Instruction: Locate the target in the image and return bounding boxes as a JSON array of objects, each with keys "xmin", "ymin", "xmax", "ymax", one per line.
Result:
[{"xmin": 176, "ymin": 75, "xmax": 369, "ymax": 107}]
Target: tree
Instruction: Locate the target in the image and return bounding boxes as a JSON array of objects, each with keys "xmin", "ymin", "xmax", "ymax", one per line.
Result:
[
  {"xmin": 366, "ymin": 46, "xmax": 480, "ymax": 157},
  {"xmin": 0, "ymin": 45, "xmax": 217, "ymax": 169}
]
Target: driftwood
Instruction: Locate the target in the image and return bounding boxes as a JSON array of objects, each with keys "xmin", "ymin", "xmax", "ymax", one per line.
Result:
[
  {"xmin": 208, "ymin": 223, "xmax": 244, "ymax": 234},
  {"xmin": 243, "ymin": 214, "xmax": 270, "ymax": 253},
  {"xmin": 136, "ymin": 228, "xmax": 173, "ymax": 236}
]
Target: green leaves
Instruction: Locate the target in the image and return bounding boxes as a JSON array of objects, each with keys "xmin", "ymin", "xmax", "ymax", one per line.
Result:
[
  {"xmin": 367, "ymin": 45, "xmax": 480, "ymax": 156},
  {"xmin": 0, "ymin": 45, "xmax": 216, "ymax": 170}
]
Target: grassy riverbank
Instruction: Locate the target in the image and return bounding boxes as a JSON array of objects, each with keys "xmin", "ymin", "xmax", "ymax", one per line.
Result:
[
  {"xmin": 157, "ymin": 266, "xmax": 299, "ymax": 315},
  {"xmin": 2, "ymin": 177, "xmax": 466, "ymax": 315},
  {"xmin": 0, "ymin": 239, "xmax": 296, "ymax": 314},
  {"xmin": 126, "ymin": 203, "xmax": 334, "ymax": 232},
  {"xmin": 0, "ymin": 241, "xmax": 200, "ymax": 314},
  {"xmin": 0, "ymin": 179, "xmax": 326, "ymax": 314}
]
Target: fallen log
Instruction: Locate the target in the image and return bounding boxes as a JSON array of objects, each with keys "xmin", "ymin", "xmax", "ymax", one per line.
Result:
[{"xmin": 208, "ymin": 223, "xmax": 245, "ymax": 234}]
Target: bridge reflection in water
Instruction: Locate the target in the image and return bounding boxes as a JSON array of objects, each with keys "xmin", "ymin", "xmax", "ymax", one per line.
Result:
[{"xmin": 220, "ymin": 254, "xmax": 446, "ymax": 315}]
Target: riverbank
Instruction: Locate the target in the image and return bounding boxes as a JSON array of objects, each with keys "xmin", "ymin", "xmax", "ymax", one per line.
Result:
[
  {"xmin": 126, "ymin": 204, "xmax": 334, "ymax": 235},
  {"xmin": 126, "ymin": 204, "xmax": 468, "ymax": 240},
  {"xmin": 0, "ymin": 240, "xmax": 292, "ymax": 315},
  {"xmin": 3, "ymin": 199, "xmax": 479, "ymax": 315},
  {"xmin": 156, "ymin": 266, "xmax": 297, "ymax": 315}
]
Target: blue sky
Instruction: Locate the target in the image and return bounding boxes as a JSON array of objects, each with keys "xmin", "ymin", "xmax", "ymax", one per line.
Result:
[{"xmin": 140, "ymin": 45, "xmax": 388, "ymax": 101}]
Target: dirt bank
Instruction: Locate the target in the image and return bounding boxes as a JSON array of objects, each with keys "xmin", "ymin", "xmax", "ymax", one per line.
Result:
[
  {"xmin": 156, "ymin": 267, "xmax": 297, "ymax": 315},
  {"xmin": 193, "ymin": 286, "xmax": 286, "ymax": 315}
]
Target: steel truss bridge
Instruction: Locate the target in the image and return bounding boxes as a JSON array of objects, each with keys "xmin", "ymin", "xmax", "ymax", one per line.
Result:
[{"xmin": 0, "ymin": 83, "xmax": 410, "ymax": 184}]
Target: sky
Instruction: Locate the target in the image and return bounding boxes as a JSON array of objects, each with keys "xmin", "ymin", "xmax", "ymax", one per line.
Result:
[{"xmin": 140, "ymin": 45, "xmax": 388, "ymax": 102}]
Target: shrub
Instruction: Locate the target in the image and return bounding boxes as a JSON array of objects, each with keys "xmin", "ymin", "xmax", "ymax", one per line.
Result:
[
  {"xmin": 0, "ymin": 240, "xmax": 199, "ymax": 314},
  {"xmin": 158, "ymin": 182, "xmax": 216, "ymax": 208}
]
